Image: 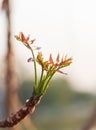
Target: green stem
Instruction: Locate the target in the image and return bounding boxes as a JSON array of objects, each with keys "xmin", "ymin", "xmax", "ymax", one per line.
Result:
[
  {"xmin": 40, "ymin": 65, "xmax": 55, "ymax": 93},
  {"xmin": 46, "ymin": 64, "xmax": 54, "ymax": 77},
  {"xmin": 39, "ymin": 65, "xmax": 54, "ymax": 88},
  {"xmin": 39, "ymin": 67, "xmax": 44, "ymax": 86},
  {"xmin": 30, "ymin": 49, "xmax": 38, "ymax": 88},
  {"xmin": 43, "ymin": 64, "xmax": 68, "ymax": 91},
  {"xmin": 36, "ymin": 65, "xmax": 55, "ymax": 95},
  {"xmin": 42, "ymin": 72, "xmax": 55, "ymax": 93}
]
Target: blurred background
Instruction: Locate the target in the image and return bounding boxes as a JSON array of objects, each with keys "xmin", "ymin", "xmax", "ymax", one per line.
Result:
[{"xmin": 0, "ymin": 0, "xmax": 96, "ymax": 130}]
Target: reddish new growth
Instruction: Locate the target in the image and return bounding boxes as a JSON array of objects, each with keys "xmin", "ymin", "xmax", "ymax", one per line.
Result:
[
  {"xmin": 0, "ymin": 32, "xmax": 72, "ymax": 127},
  {"xmin": 15, "ymin": 32, "xmax": 36, "ymax": 50},
  {"xmin": 36, "ymin": 52, "xmax": 72, "ymax": 74}
]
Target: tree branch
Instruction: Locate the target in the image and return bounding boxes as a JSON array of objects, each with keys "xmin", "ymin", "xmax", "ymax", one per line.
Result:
[
  {"xmin": 0, "ymin": 94, "xmax": 42, "ymax": 127},
  {"xmin": 82, "ymin": 105, "xmax": 96, "ymax": 130}
]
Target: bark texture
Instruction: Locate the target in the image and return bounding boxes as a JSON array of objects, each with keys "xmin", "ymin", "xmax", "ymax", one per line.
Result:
[
  {"xmin": 0, "ymin": 95, "xmax": 42, "ymax": 127},
  {"xmin": 83, "ymin": 105, "xmax": 96, "ymax": 130}
]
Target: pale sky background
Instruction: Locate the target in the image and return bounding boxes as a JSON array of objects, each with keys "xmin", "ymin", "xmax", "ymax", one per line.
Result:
[{"xmin": 0, "ymin": 0, "xmax": 96, "ymax": 94}]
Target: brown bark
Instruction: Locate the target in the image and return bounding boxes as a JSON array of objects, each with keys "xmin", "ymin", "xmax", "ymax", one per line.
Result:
[
  {"xmin": 83, "ymin": 105, "xmax": 96, "ymax": 130},
  {"xmin": 1, "ymin": 0, "xmax": 41, "ymax": 129},
  {"xmin": 0, "ymin": 95, "xmax": 42, "ymax": 127},
  {"xmin": 3, "ymin": 1, "xmax": 23, "ymax": 130},
  {"xmin": 2, "ymin": 0, "xmax": 18, "ymax": 113},
  {"xmin": 2, "ymin": 0, "xmax": 37, "ymax": 130}
]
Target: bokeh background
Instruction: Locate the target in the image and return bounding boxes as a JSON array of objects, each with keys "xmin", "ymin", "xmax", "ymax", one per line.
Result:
[{"xmin": 0, "ymin": 0, "xmax": 96, "ymax": 130}]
